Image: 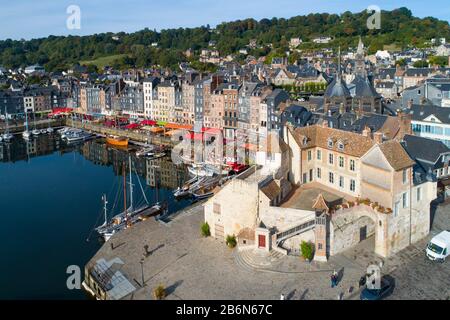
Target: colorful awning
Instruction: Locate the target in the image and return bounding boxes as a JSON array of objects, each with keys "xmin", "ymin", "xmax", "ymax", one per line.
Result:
[{"xmin": 124, "ymin": 123, "xmax": 141, "ymax": 130}]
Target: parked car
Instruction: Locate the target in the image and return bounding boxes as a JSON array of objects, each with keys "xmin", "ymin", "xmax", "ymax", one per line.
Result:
[
  {"xmin": 360, "ymin": 275, "xmax": 395, "ymax": 300},
  {"xmin": 426, "ymin": 231, "xmax": 450, "ymax": 262}
]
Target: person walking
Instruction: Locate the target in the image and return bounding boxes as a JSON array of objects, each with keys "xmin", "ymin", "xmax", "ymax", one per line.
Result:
[
  {"xmin": 330, "ymin": 272, "xmax": 336, "ymax": 288},
  {"xmin": 280, "ymin": 293, "xmax": 285, "ymax": 300}
]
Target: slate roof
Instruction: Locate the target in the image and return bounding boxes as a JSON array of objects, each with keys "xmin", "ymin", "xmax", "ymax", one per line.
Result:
[
  {"xmin": 402, "ymin": 134, "xmax": 450, "ymax": 171},
  {"xmin": 351, "ymin": 75, "xmax": 381, "ymax": 98},
  {"xmin": 409, "ymin": 104, "xmax": 450, "ymax": 124},
  {"xmin": 324, "ymin": 76, "xmax": 351, "ymax": 98}
]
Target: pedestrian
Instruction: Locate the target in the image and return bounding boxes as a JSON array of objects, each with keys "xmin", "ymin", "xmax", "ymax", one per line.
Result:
[
  {"xmin": 330, "ymin": 272, "xmax": 336, "ymax": 288},
  {"xmin": 280, "ymin": 293, "xmax": 285, "ymax": 300},
  {"xmin": 332, "ymin": 269, "xmax": 338, "ymax": 286}
]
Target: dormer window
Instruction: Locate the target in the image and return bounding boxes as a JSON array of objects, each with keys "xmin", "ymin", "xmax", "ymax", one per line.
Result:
[
  {"xmin": 327, "ymin": 138, "xmax": 333, "ymax": 148},
  {"xmin": 337, "ymin": 141, "xmax": 344, "ymax": 151},
  {"xmin": 303, "ymin": 137, "xmax": 308, "ymax": 146}
]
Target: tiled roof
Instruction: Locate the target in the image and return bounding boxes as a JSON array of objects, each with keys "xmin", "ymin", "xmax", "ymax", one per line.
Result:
[
  {"xmin": 288, "ymin": 125, "xmax": 375, "ymax": 157},
  {"xmin": 260, "ymin": 179, "xmax": 281, "ymax": 200},
  {"xmin": 378, "ymin": 140, "xmax": 415, "ymax": 171}
]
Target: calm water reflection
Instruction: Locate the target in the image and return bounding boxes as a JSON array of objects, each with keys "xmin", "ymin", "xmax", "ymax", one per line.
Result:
[{"xmin": 0, "ymin": 135, "xmax": 189, "ymax": 299}]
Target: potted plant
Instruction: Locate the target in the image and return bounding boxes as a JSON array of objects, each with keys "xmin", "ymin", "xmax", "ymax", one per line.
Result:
[{"xmin": 226, "ymin": 235, "xmax": 237, "ymax": 249}]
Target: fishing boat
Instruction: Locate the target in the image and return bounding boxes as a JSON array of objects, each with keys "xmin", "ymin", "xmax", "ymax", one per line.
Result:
[
  {"xmin": 106, "ymin": 135, "xmax": 129, "ymax": 147},
  {"xmin": 173, "ymin": 176, "xmax": 203, "ymax": 198},
  {"xmin": 95, "ymin": 156, "xmax": 166, "ymax": 241},
  {"xmin": 64, "ymin": 130, "xmax": 94, "ymax": 143}
]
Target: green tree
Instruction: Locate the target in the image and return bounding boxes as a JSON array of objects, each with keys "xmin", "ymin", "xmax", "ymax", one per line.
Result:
[
  {"xmin": 200, "ymin": 222, "xmax": 211, "ymax": 237},
  {"xmin": 300, "ymin": 241, "xmax": 314, "ymax": 261},
  {"xmin": 429, "ymin": 55, "xmax": 448, "ymax": 67},
  {"xmin": 413, "ymin": 60, "xmax": 428, "ymax": 68}
]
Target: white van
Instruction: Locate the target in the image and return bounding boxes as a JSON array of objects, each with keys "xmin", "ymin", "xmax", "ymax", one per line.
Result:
[{"xmin": 426, "ymin": 231, "xmax": 450, "ymax": 262}]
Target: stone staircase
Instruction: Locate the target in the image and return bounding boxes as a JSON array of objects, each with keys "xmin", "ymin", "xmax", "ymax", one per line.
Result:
[{"xmin": 233, "ymin": 248, "xmax": 285, "ymax": 272}]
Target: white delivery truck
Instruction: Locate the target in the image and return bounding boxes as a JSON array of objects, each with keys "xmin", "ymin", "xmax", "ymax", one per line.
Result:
[{"xmin": 426, "ymin": 231, "xmax": 450, "ymax": 262}]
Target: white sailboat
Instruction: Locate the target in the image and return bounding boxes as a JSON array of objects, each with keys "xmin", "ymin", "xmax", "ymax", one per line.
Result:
[
  {"xmin": 96, "ymin": 155, "xmax": 165, "ymax": 241},
  {"xmin": 22, "ymin": 111, "xmax": 31, "ymax": 140},
  {"xmin": 31, "ymin": 112, "xmax": 40, "ymax": 136},
  {"xmin": 2, "ymin": 107, "xmax": 14, "ymax": 142}
]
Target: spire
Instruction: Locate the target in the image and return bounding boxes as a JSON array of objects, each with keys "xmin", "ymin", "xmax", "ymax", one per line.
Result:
[
  {"xmin": 337, "ymin": 46, "xmax": 341, "ymax": 80},
  {"xmin": 357, "ymin": 36, "xmax": 364, "ymax": 56}
]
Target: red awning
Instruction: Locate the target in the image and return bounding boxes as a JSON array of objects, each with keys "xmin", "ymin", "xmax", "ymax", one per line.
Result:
[
  {"xmin": 140, "ymin": 119, "xmax": 157, "ymax": 126},
  {"xmin": 124, "ymin": 123, "xmax": 141, "ymax": 130}
]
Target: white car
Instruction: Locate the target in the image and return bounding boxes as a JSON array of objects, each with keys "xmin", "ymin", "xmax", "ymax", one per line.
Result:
[{"xmin": 426, "ymin": 231, "xmax": 450, "ymax": 262}]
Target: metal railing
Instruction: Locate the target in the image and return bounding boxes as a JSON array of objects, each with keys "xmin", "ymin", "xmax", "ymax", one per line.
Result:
[{"xmin": 275, "ymin": 219, "xmax": 315, "ymax": 244}]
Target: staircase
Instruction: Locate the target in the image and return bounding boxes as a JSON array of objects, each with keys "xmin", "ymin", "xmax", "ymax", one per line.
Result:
[{"xmin": 275, "ymin": 219, "xmax": 315, "ymax": 245}]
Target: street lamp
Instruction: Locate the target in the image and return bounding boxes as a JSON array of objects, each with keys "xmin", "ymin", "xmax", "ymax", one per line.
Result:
[{"xmin": 140, "ymin": 257, "xmax": 145, "ymax": 287}]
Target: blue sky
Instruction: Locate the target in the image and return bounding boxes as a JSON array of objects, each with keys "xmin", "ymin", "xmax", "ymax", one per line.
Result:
[{"xmin": 1, "ymin": 0, "xmax": 449, "ymax": 40}]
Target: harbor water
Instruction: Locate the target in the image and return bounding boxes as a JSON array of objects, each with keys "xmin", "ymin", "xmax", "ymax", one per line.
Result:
[{"xmin": 0, "ymin": 134, "xmax": 190, "ymax": 299}]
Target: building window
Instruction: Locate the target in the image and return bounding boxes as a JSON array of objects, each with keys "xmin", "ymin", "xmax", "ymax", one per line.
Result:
[
  {"xmin": 394, "ymin": 201, "xmax": 400, "ymax": 217},
  {"xmin": 402, "ymin": 192, "xmax": 409, "ymax": 208},
  {"xmin": 339, "ymin": 176, "xmax": 344, "ymax": 188},
  {"xmin": 329, "ymin": 153, "xmax": 334, "ymax": 165},
  {"xmin": 402, "ymin": 169, "xmax": 407, "ymax": 184},
  {"xmin": 350, "ymin": 179, "xmax": 356, "ymax": 192},
  {"xmin": 317, "ymin": 150, "xmax": 321, "ymax": 160},
  {"xmin": 329, "ymin": 172, "xmax": 334, "ymax": 184},
  {"xmin": 309, "ymin": 169, "xmax": 313, "ymax": 182},
  {"xmin": 350, "ymin": 159, "xmax": 355, "ymax": 171},
  {"xmin": 339, "ymin": 156, "xmax": 344, "ymax": 168},
  {"xmin": 317, "ymin": 168, "xmax": 321, "ymax": 179},
  {"xmin": 337, "ymin": 142, "xmax": 344, "ymax": 151},
  {"xmin": 318, "ymin": 243, "xmax": 323, "ymax": 250},
  {"xmin": 327, "ymin": 138, "xmax": 333, "ymax": 148},
  {"xmin": 307, "ymin": 150, "xmax": 312, "ymax": 161},
  {"xmin": 417, "ymin": 187, "xmax": 422, "ymax": 202},
  {"xmin": 213, "ymin": 203, "xmax": 221, "ymax": 214}
]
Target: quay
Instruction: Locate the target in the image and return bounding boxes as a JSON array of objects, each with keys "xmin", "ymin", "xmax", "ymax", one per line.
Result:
[
  {"xmin": 66, "ymin": 119, "xmax": 176, "ymax": 147},
  {"xmin": 82, "ymin": 202, "xmax": 204, "ymax": 300},
  {"xmin": 0, "ymin": 118, "xmax": 65, "ymax": 134}
]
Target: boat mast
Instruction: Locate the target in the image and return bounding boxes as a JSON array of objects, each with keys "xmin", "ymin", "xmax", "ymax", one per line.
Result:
[
  {"xmin": 102, "ymin": 194, "xmax": 108, "ymax": 226},
  {"xmin": 123, "ymin": 163, "xmax": 128, "ymax": 225},
  {"xmin": 25, "ymin": 110, "xmax": 29, "ymax": 132},
  {"xmin": 4, "ymin": 106, "xmax": 9, "ymax": 134},
  {"xmin": 129, "ymin": 155, "xmax": 134, "ymax": 212}
]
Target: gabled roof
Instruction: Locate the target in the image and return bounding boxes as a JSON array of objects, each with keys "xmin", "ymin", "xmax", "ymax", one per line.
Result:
[
  {"xmin": 288, "ymin": 124, "xmax": 374, "ymax": 157},
  {"xmin": 378, "ymin": 140, "xmax": 415, "ymax": 171},
  {"xmin": 324, "ymin": 76, "xmax": 351, "ymax": 98},
  {"xmin": 351, "ymin": 75, "xmax": 381, "ymax": 98}
]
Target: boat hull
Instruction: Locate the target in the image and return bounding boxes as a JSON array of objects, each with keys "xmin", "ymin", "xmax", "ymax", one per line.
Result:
[{"xmin": 106, "ymin": 136, "xmax": 129, "ymax": 147}]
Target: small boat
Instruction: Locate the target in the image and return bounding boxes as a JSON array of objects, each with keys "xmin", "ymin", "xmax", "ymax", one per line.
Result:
[
  {"xmin": 106, "ymin": 135, "xmax": 129, "ymax": 147},
  {"xmin": 136, "ymin": 146, "xmax": 154, "ymax": 157},
  {"xmin": 65, "ymin": 131, "xmax": 93, "ymax": 143},
  {"xmin": 192, "ymin": 190, "xmax": 215, "ymax": 200},
  {"xmin": 188, "ymin": 164, "xmax": 215, "ymax": 177},
  {"xmin": 46, "ymin": 127, "xmax": 54, "ymax": 133},
  {"xmin": 145, "ymin": 152, "xmax": 166, "ymax": 160},
  {"xmin": 40, "ymin": 129, "xmax": 47, "ymax": 134},
  {"xmin": 22, "ymin": 131, "xmax": 31, "ymax": 139},
  {"xmin": 2, "ymin": 133, "xmax": 13, "ymax": 142},
  {"xmin": 32, "ymin": 129, "xmax": 40, "ymax": 136}
]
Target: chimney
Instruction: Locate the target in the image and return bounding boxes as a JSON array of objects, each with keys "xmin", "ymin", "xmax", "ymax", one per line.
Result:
[
  {"xmin": 362, "ymin": 126, "xmax": 371, "ymax": 137},
  {"xmin": 407, "ymin": 99, "xmax": 413, "ymax": 109},
  {"xmin": 397, "ymin": 110, "xmax": 412, "ymax": 139},
  {"xmin": 373, "ymin": 132, "xmax": 383, "ymax": 144},
  {"xmin": 339, "ymin": 102, "xmax": 345, "ymax": 115}
]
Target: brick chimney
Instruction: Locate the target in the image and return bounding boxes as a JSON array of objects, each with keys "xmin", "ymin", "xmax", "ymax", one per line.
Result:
[
  {"xmin": 362, "ymin": 126, "xmax": 372, "ymax": 137},
  {"xmin": 373, "ymin": 132, "xmax": 383, "ymax": 144},
  {"xmin": 397, "ymin": 110, "xmax": 412, "ymax": 139}
]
